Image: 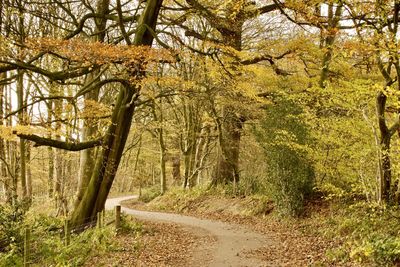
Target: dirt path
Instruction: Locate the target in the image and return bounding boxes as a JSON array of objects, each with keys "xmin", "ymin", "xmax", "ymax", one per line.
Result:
[{"xmin": 105, "ymin": 196, "xmax": 276, "ymax": 267}]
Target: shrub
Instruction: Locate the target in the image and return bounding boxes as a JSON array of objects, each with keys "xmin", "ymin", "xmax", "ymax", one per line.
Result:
[{"xmin": 253, "ymin": 97, "xmax": 315, "ymax": 216}]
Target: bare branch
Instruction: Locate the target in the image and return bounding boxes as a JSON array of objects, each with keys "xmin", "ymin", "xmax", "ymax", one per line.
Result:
[{"xmin": 14, "ymin": 132, "xmax": 103, "ymax": 151}]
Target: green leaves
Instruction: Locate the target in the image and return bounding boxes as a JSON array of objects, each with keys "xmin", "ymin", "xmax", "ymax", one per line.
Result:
[{"xmin": 254, "ymin": 96, "xmax": 314, "ymax": 216}]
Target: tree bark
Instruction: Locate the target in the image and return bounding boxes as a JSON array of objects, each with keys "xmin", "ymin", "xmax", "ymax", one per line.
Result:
[{"xmin": 212, "ymin": 106, "xmax": 243, "ymax": 185}]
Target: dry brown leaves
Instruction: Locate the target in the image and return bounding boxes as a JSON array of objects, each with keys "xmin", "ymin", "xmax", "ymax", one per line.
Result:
[
  {"xmin": 85, "ymin": 220, "xmax": 214, "ymax": 267},
  {"xmin": 25, "ymin": 38, "xmax": 175, "ymax": 66}
]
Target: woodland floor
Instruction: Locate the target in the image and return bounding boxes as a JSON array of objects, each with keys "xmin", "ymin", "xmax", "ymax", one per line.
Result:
[{"xmin": 98, "ymin": 196, "xmax": 361, "ymax": 267}]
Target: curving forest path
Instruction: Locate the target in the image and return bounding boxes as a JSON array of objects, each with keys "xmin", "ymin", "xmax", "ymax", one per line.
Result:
[{"xmin": 105, "ymin": 196, "xmax": 276, "ymax": 267}]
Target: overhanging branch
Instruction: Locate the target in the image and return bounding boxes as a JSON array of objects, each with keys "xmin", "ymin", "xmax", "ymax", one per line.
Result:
[{"xmin": 14, "ymin": 131, "xmax": 103, "ymax": 151}]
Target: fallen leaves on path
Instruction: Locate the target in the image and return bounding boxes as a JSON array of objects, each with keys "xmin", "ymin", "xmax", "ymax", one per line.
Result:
[
  {"xmin": 124, "ymin": 196, "xmax": 362, "ymax": 266},
  {"xmin": 85, "ymin": 220, "xmax": 214, "ymax": 267}
]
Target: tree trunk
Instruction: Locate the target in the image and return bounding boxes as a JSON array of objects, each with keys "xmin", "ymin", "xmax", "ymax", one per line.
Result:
[
  {"xmin": 192, "ymin": 124, "xmax": 211, "ymax": 186},
  {"xmin": 4, "ymin": 85, "xmax": 18, "ymax": 205},
  {"xmin": 128, "ymin": 136, "xmax": 142, "ymax": 192},
  {"xmin": 26, "ymin": 143, "xmax": 32, "ymax": 198},
  {"xmin": 48, "ymin": 149, "xmax": 54, "ymax": 198},
  {"xmin": 17, "ymin": 70, "xmax": 27, "ymax": 200},
  {"xmin": 152, "ymin": 97, "xmax": 167, "ymax": 194},
  {"xmin": 0, "ymin": 72, "xmax": 11, "ymax": 203},
  {"xmin": 53, "ymin": 87, "xmax": 64, "ymax": 213},
  {"xmin": 70, "ymin": 0, "xmax": 163, "ymax": 229},
  {"xmin": 74, "ymin": 0, "xmax": 108, "ymax": 209},
  {"xmin": 171, "ymin": 155, "xmax": 181, "ymax": 185},
  {"xmin": 74, "ymin": 79, "xmax": 100, "ymax": 208},
  {"xmin": 46, "ymin": 94, "xmax": 54, "ymax": 198},
  {"xmin": 71, "ymin": 82, "xmax": 138, "ymax": 227},
  {"xmin": 319, "ymin": 4, "xmax": 342, "ymax": 88},
  {"xmin": 210, "ymin": 17, "xmax": 244, "ymax": 187},
  {"xmin": 376, "ymin": 91, "xmax": 393, "ymax": 204},
  {"xmin": 160, "ymin": 131, "xmax": 167, "ymax": 194},
  {"xmin": 212, "ymin": 106, "xmax": 243, "ymax": 185}
]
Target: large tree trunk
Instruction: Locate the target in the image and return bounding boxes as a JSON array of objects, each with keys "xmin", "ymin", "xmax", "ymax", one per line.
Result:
[
  {"xmin": 212, "ymin": 106, "xmax": 243, "ymax": 185},
  {"xmin": 71, "ymin": 83, "xmax": 138, "ymax": 227},
  {"xmin": 210, "ymin": 17, "xmax": 244, "ymax": 187},
  {"xmin": 70, "ymin": 0, "xmax": 163, "ymax": 228}
]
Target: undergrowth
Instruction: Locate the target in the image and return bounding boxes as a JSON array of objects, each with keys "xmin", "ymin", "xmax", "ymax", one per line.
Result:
[
  {"xmin": 301, "ymin": 197, "xmax": 400, "ymax": 266},
  {"xmin": 0, "ymin": 199, "xmax": 143, "ymax": 267}
]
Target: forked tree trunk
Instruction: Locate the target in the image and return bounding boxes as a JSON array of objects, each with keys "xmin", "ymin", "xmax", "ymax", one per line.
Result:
[{"xmin": 70, "ymin": 0, "xmax": 163, "ymax": 228}]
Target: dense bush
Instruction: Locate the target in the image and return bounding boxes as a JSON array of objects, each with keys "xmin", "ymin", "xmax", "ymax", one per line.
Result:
[{"xmin": 254, "ymin": 97, "xmax": 315, "ymax": 216}]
